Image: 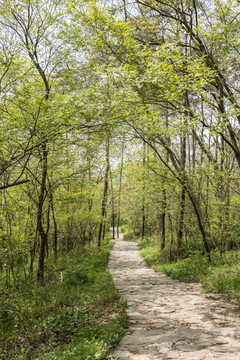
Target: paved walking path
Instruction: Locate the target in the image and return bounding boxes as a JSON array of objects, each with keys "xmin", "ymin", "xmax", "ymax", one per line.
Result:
[{"xmin": 108, "ymin": 231, "xmax": 240, "ymax": 360}]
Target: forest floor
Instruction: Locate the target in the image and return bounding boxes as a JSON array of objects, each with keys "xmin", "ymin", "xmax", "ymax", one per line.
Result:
[{"xmin": 109, "ymin": 231, "xmax": 240, "ymax": 360}]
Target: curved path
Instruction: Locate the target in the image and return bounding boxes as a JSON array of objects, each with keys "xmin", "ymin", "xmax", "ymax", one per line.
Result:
[{"xmin": 109, "ymin": 232, "xmax": 240, "ymax": 360}]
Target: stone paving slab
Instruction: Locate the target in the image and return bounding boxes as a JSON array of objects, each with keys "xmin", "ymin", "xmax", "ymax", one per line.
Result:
[{"xmin": 108, "ymin": 231, "xmax": 240, "ymax": 360}]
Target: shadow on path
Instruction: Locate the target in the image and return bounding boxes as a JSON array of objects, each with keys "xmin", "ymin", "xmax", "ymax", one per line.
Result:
[{"xmin": 109, "ymin": 229, "xmax": 240, "ymax": 360}]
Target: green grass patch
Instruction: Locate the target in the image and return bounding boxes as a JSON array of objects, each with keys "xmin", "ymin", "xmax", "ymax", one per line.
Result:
[
  {"xmin": 203, "ymin": 263, "xmax": 240, "ymax": 301},
  {"xmin": 138, "ymin": 240, "xmax": 161, "ymax": 268},
  {"xmin": 137, "ymin": 237, "xmax": 240, "ymax": 307},
  {"xmin": 159, "ymin": 255, "xmax": 211, "ymax": 282},
  {"xmin": 0, "ymin": 239, "xmax": 128, "ymax": 360}
]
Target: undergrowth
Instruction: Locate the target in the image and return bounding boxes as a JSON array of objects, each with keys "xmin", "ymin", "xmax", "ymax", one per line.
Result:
[
  {"xmin": 0, "ymin": 239, "xmax": 128, "ymax": 360},
  {"xmin": 137, "ymin": 237, "xmax": 240, "ymax": 306}
]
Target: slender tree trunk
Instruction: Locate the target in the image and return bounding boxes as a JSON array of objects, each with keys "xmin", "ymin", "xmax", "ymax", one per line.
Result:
[
  {"xmin": 168, "ymin": 213, "xmax": 174, "ymax": 261},
  {"xmin": 116, "ymin": 217, "xmax": 120, "ymax": 238},
  {"xmin": 45, "ymin": 204, "xmax": 50, "ymax": 258},
  {"xmin": 141, "ymin": 210, "xmax": 145, "ymax": 240},
  {"xmin": 29, "ymin": 231, "xmax": 37, "ymax": 277},
  {"xmin": 160, "ymin": 189, "xmax": 167, "ymax": 250},
  {"xmin": 159, "ymin": 108, "xmax": 170, "ymax": 250},
  {"xmin": 123, "ymin": 0, "xmax": 128, "ymax": 21},
  {"xmin": 177, "ymin": 124, "xmax": 186, "ymax": 254},
  {"xmin": 48, "ymin": 180, "xmax": 58, "ymax": 259},
  {"xmin": 98, "ymin": 136, "xmax": 110, "ymax": 247},
  {"xmin": 225, "ymin": 184, "xmax": 232, "ymax": 251},
  {"xmin": 52, "ymin": 213, "xmax": 58, "ymax": 258},
  {"xmin": 219, "ymin": 134, "xmax": 226, "ymax": 255},
  {"xmin": 87, "ymin": 130, "xmax": 94, "ymax": 243},
  {"xmin": 192, "ymin": 135, "xmax": 196, "ymax": 174},
  {"xmin": 141, "ymin": 141, "xmax": 146, "ymax": 239},
  {"xmin": 188, "ymin": 189, "xmax": 211, "ymax": 256},
  {"xmin": 117, "ymin": 143, "xmax": 124, "ymax": 238},
  {"xmin": 110, "ymin": 169, "xmax": 115, "ymax": 239},
  {"xmin": 66, "ymin": 218, "xmax": 72, "ymax": 252},
  {"xmin": 220, "ymin": 141, "xmax": 232, "ymax": 251},
  {"xmin": 37, "ymin": 143, "xmax": 48, "ymax": 282},
  {"xmin": 145, "ymin": 138, "xmax": 211, "ymax": 257},
  {"xmin": 177, "ymin": 186, "xmax": 185, "ymax": 254}
]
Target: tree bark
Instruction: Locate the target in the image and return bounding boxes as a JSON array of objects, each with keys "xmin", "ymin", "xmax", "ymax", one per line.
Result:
[
  {"xmin": 168, "ymin": 213, "xmax": 174, "ymax": 261},
  {"xmin": 142, "ymin": 136, "xmax": 211, "ymax": 257},
  {"xmin": 177, "ymin": 185, "xmax": 185, "ymax": 254},
  {"xmin": 110, "ymin": 169, "xmax": 115, "ymax": 239},
  {"xmin": 98, "ymin": 136, "xmax": 110, "ymax": 247},
  {"xmin": 117, "ymin": 142, "xmax": 124, "ymax": 238},
  {"xmin": 141, "ymin": 141, "xmax": 146, "ymax": 239},
  {"xmin": 160, "ymin": 189, "xmax": 167, "ymax": 250},
  {"xmin": 48, "ymin": 180, "xmax": 58, "ymax": 259},
  {"xmin": 177, "ymin": 114, "xmax": 187, "ymax": 254},
  {"xmin": 37, "ymin": 143, "xmax": 48, "ymax": 282}
]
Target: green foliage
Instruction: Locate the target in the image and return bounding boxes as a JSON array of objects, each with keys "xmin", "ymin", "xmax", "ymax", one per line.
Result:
[
  {"xmin": 120, "ymin": 223, "xmax": 140, "ymax": 240},
  {"xmin": 2, "ymin": 1, "xmax": 240, "ymax": 357},
  {"xmin": 0, "ymin": 240, "xmax": 128, "ymax": 360},
  {"xmin": 203, "ymin": 262, "xmax": 240, "ymax": 302},
  {"xmin": 139, "ymin": 240, "xmax": 161, "ymax": 266},
  {"xmin": 159, "ymin": 255, "xmax": 211, "ymax": 283},
  {"xmin": 36, "ymin": 305, "xmax": 127, "ymax": 360}
]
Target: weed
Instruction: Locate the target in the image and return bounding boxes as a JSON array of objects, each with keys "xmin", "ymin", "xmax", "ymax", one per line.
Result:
[
  {"xmin": 137, "ymin": 236, "xmax": 240, "ymax": 307},
  {"xmin": 0, "ymin": 236, "xmax": 128, "ymax": 360}
]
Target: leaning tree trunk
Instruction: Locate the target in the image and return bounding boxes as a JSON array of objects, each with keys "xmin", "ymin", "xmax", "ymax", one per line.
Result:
[
  {"xmin": 145, "ymin": 138, "xmax": 211, "ymax": 258},
  {"xmin": 98, "ymin": 136, "xmax": 110, "ymax": 247}
]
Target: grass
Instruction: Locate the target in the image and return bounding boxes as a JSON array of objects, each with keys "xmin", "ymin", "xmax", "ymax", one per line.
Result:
[
  {"xmin": 0, "ymin": 238, "xmax": 128, "ymax": 360},
  {"xmin": 137, "ymin": 237, "xmax": 240, "ymax": 306},
  {"xmin": 119, "ymin": 223, "xmax": 140, "ymax": 241}
]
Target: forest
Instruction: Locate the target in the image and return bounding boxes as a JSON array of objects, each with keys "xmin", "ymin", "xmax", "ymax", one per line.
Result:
[{"xmin": 1, "ymin": 0, "xmax": 240, "ymax": 359}]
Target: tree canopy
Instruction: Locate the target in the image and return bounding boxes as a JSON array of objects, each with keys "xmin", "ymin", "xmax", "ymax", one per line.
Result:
[{"xmin": 2, "ymin": 0, "xmax": 240, "ymax": 358}]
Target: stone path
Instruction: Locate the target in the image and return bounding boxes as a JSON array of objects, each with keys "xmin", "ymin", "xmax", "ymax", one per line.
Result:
[{"xmin": 108, "ymin": 231, "xmax": 240, "ymax": 360}]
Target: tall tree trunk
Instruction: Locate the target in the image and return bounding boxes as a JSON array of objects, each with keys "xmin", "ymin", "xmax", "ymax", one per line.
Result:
[
  {"xmin": 168, "ymin": 213, "xmax": 174, "ymax": 261},
  {"xmin": 177, "ymin": 117, "xmax": 187, "ymax": 254},
  {"xmin": 98, "ymin": 136, "xmax": 110, "ymax": 247},
  {"xmin": 160, "ymin": 189, "xmax": 167, "ymax": 250},
  {"xmin": 224, "ymin": 184, "xmax": 232, "ymax": 251},
  {"xmin": 37, "ymin": 143, "xmax": 48, "ymax": 282},
  {"xmin": 177, "ymin": 186, "xmax": 186, "ymax": 254},
  {"xmin": 187, "ymin": 189, "xmax": 211, "ymax": 256},
  {"xmin": 45, "ymin": 204, "xmax": 50, "ymax": 258},
  {"xmin": 117, "ymin": 142, "xmax": 124, "ymax": 238},
  {"xmin": 218, "ymin": 136, "xmax": 232, "ymax": 252},
  {"xmin": 48, "ymin": 180, "xmax": 58, "ymax": 259},
  {"xmin": 29, "ymin": 230, "xmax": 38, "ymax": 277},
  {"xmin": 52, "ymin": 211, "xmax": 58, "ymax": 258},
  {"xmin": 87, "ymin": 129, "xmax": 94, "ymax": 243},
  {"xmin": 110, "ymin": 169, "xmax": 115, "ymax": 239},
  {"xmin": 122, "ymin": 0, "xmax": 128, "ymax": 21},
  {"xmin": 144, "ymin": 137, "xmax": 211, "ymax": 257},
  {"xmin": 159, "ymin": 107, "xmax": 170, "ymax": 250},
  {"xmin": 141, "ymin": 141, "xmax": 146, "ymax": 239}
]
